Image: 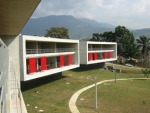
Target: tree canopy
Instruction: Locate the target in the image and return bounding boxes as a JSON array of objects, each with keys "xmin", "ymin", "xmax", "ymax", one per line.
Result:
[
  {"xmin": 115, "ymin": 26, "xmax": 137, "ymax": 58},
  {"xmin": 90, "ymin": 25, "xmax": 139, "ymax": 58},
  {"xmin": 45, "ymin": 27, "xmax": 70, "ymax": 39},
  {"xmin": 136, "ymin": 35, "xmax": 150, "ymax": 67}
]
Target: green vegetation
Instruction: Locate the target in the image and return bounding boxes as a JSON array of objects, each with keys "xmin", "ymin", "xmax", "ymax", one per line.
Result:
[
  {"xmin": 77, "ymin": 80, "xmax": 150, "ymax": 113},
  {"xmin": 22, "ymin": 65, "xmax": 149, "ymax": 113},
  {"xmin": 136, "ymin": 35, "xmax": 150, "ymax": 67},
  {"xmin": 90, "ymin": 26, "xmax": 140, "ymax": 59},
  {"xmin": 45, "ymin": 27, "xmax": 70, "ymax": 39},
  {"xmin": 141, "ymin": 68, "xmax": 150, "ymax": 78}
]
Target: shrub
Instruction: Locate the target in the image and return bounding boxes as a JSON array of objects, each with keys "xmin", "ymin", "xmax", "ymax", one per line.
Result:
[{"xmin": 141, "ymin": 68, "xmax": 150, "ymax": 78}]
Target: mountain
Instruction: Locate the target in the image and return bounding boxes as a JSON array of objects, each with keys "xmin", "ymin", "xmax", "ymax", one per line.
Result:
[
  {"xmin": 77, "ymin": 18, "xmax": 115, "ymax": 28},
  {"xmin": 131, "ymin": 28, "xmax": 150, "ymax": 38},
  {"xmin": 21, "ymin": 15, "xmax": 115, "ymax": 39},
  {"xmin": 21, "ymin": 15, "xmax": 150, "ymax": 39}
]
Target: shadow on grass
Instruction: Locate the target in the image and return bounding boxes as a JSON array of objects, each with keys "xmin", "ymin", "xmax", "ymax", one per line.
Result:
[
  {"xmin": 71, "ymin": 64, "xmax": 104, "ymax": 72},
  {"xmin": 21, "ymin": 72, "xmax": 66, "ymax": 92}
]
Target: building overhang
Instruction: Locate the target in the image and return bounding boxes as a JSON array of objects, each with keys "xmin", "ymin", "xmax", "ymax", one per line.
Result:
[{"xmin": 0, "ymin": 0, "xmax": 41, "ymax": 36}]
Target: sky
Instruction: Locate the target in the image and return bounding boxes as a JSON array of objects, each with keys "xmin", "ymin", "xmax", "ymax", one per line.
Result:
[{"xmin": 32, "ymin": 0, "xmax": 150, "ymax": 29}]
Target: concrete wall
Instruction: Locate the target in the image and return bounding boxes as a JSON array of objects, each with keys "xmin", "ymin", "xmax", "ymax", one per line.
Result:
[
  {"xmin": 0, "ymin": 38, "xmax": 9, "ymax": 113},
  {"xmin": 79, "ymin": 41, "xmax": 87, "ymax": 64},
  {"xmin": 20, "ymin": 35, "xmax": 80, "ymax": 81},
  {"xmin": 80, "ymin": 41, "xmax": 117, "ymax": 65},
  {"xmin": 1, "ymin": 35, "xmax": 20, "ymax": 86}
]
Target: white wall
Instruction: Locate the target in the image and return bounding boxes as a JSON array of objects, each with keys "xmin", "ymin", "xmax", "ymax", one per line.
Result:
[
  {"xmin": 1, "ymin": 35, "xmax": 21, "ymax": 86},
  {"xmin": 80, "ymin": 41, "xmax": 117, "ymax": 65},
  {"xmin": 0, "ymin": 38, "xmax": 9, "ymax": 113},
  {"xmin": 20, "ymin": 35, "xmax": 80, "ymax": 81},
  {"xmin": 79, "ymin": 41, "xmax": 87, "ymax": 64}
]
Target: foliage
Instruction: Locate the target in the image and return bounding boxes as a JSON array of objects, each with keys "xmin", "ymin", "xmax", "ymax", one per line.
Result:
[
  {"xmin": 45, "ymin": 27, "xmax": 70, "ymax": 39},
  {"xmin": 115, "ymin": 26, "xmax": 138, "ymax": 58},
  {"xmin": 89, "ymin": 33, "xmax": 101, "ymax": 41},
  {"xmin": 91, "ymin": 26, "xmax": 140, "ymax": 59},
  {"xmin": 101, "ymin": 31, "xmax": 116, "ymax": 42},
  {"xmin": 136, "ymin": 35, "xmax": 150, "ymax": 67},
  {"xmin": 141, "ymin": 68, "xmax": 150, "ymax": 78}
]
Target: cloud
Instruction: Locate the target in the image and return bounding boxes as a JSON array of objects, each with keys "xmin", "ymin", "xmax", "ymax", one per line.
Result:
[{"xmin": 32, "ymin": 0, "xmax": 150, "ymax": 29}]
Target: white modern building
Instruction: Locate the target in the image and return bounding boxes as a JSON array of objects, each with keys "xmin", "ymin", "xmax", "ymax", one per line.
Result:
[
  {"xmin": 20, "ymin": 35, "xmax": 79, "ymax": 81},
  {"xmin": 79, "ymin": 41, "xmax": 117, "ymax": 65},
  {"xmin": 0, "ymin": 0, "xmax": 42, "ymax": 113},
  {"xmin": 0, "ymin": 1, "xmax": 117, "ymax": 113}
]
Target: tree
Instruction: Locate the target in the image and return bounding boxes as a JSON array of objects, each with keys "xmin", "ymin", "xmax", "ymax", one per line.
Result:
[
  {"xmin": 89, "ymin": 33, "xmax": 101, "ymax": 41},
  {"xmin": 115, "ymin": 26, "xmax": 137, "ymax": 58},
  {"xmin": 101, "ymin": 31, "xmax": 116, "ymax": 42},
  {"xmin": 45, "ymin": 27, "xmax": 70, "ymax": 39},
  {"xmin": 90, "ymin": 26, "xmax": 139, "ymax": 59},
  {"xmin": 136, "ymin": 35, "xmax": 150, "ymax": 67}
]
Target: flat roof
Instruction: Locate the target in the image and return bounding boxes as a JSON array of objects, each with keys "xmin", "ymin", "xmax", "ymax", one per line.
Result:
[
  {"xmin": 22, "ymin": 35, "xmax": 79, "ymax": 43},
  {"xmin": 0, "ymin": 0, "xmax": 41, "ymax": 36}
]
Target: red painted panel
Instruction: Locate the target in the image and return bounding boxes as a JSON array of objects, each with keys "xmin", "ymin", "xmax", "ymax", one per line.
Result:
[
  {"xmin": 29, "ymin": 58, "xmax": 36, "ymax": 73},
  {"xmin": 68, "ymin": 54, "xmax": 72, "ymax": 65},
  {"xmin": 60, "ymin": 55, "xmax": 64, "ymax": 67},
  {"xmin": 88, "ymin": 53, "xmax": 90, "ymax": 61},
  {"xmin": 103, "ymin": 52, "xmax": 107, "ymax": 59},
  {"xmin": 88, "ymin": 53, "xmax": 93, "ymax": 60},
  {"xmin": 110, "ymin": 52, "xmax": 112, "ymax": 58},
  {"xmin": 107, "ymin": 52, "xmax": 109, "ymax": 58},
  {"xmin": 41, "ymin": 56, "xmax": 47, "ymax": 70},
  {"xmin": 94, "ymin": 52, "xmax": 98, "ymax": 60}
]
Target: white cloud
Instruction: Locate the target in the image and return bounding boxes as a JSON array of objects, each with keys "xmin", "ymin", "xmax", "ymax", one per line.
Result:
[{"xmin": 32, "ymin": 0, "xmax": 150, "ymax": 29}]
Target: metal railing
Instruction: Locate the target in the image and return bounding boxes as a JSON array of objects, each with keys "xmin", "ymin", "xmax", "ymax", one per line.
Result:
[
  {"xmin": 26, "ymin": 48, "xmax": 75, "ymax": 54},
  {"xmin": 88, "ymin": 48, "xmax": 114, "ymax": 51},
  {"xmin": 10, "ymin": 61, "xmax": 26, "ymax": 113}
]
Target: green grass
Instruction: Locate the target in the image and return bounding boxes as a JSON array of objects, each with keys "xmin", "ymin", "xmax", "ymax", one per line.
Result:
[
  {"xmin": 22, "ymin": 65, "xmax": 148, "ymax": 113},
  {"xmin": 77, "ymin": 80, "xmax": 150, "ymax": 113}
]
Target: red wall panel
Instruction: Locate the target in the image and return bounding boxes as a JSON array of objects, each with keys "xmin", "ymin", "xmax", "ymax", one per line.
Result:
[
  {"xmin": 110, "ymin": 52, "xmax": 112, "ymax": 58},
  {"xmin": 29, "ymin": 58, "xmax": 36, "ymax": 73},
  {"xmin": 103, "ymin": 52, "xmax": 107, "ymax": 59},
  {"xmin": 60, "ymin": 55, "xmax": 64, "ymax": 67},
  {"xmin": 41, "ymin": 56, "xmax": 46, "ymax": 70},
  {"xmin": 94, "ymin": 52, "xmax": 98, "ymax": 60},
  {"xmin": 88, "ymin": 53, "xmax": 92, "ymax": 61},
  {"xmin": 68, "ymin": 54, "xmax": 72, "ymax": 65}
]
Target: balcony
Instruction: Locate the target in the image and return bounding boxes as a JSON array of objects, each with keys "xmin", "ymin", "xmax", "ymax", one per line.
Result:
[
  {"xmin": 26, "ymin": 48, "xmax": 75, "ymax": 54},
  {"xmin": 88, "ymin": 47, "xmax": 114, "ymax": 51}
]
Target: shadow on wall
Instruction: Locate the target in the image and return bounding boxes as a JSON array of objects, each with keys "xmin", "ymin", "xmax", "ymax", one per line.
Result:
[{"xmin": 21, "ymin": 72, "xmax": 65, "ymax": 92}]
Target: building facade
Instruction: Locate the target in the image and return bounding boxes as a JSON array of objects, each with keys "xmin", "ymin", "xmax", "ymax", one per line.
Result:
[
  {"xmin": 20, "ymin": 35, "xmax": 80, "ymax": 81},
  {"xmin": 0, "ymin": 1, "xmax": 118, "ymax": 113},
  {"xmin": 79, "ymin": 41, "xmax": 117, "ymax": 65}
]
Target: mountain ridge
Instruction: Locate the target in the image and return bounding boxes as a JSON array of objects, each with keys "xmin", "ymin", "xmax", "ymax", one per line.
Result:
[{"xmin": 21, "ymin": 15, "xmax": 150, "ymax": 39}]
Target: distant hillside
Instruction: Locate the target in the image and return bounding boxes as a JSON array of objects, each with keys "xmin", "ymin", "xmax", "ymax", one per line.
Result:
[
  {"xmin": 131, "ymin": 28, "xmax": 150, "ymax": 38},
  {"xmin": 21, "ymin": 15, "xmax": 115, "ymax": 39},
  {"xmin": 21, "ymin": 15, "xmax": 150, "ymax": 39}
]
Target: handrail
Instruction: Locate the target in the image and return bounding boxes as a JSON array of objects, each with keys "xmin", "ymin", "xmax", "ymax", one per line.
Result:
[
  {"xmin": 10, "ymin": 61, "xmax": 24, "ymax": 113},
  {"xmin": 88, "ymin": 48, "xmax": 114, "ymax": 51},
  {"xmin": 26, "ymin": 48, "xmax": 75, "ymax": 54}
]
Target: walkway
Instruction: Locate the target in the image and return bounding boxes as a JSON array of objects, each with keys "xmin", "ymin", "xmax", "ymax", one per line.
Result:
[{"xmin": 69, "ymin": 78, "xmax": 150, "ymax": 113}]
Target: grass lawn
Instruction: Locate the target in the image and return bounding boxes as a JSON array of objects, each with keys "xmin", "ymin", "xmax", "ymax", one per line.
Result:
[{"xmin": 22, "ymin": 64, "xmax": 149, "ymax": 113}]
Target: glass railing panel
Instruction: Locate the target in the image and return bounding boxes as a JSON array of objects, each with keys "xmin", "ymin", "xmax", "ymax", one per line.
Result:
[
  {"xmin": 88, "ymin": 48, "xmax": 114, "ymax": 51},
  {"xmin": 26, "ymin": 48, "xmax": 75, "ymax": 54}
]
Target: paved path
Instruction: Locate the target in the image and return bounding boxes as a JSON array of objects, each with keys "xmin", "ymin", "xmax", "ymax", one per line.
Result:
[{"xmin": 69, "ymin": 78, "xmax": 150, "ymax": 113}]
